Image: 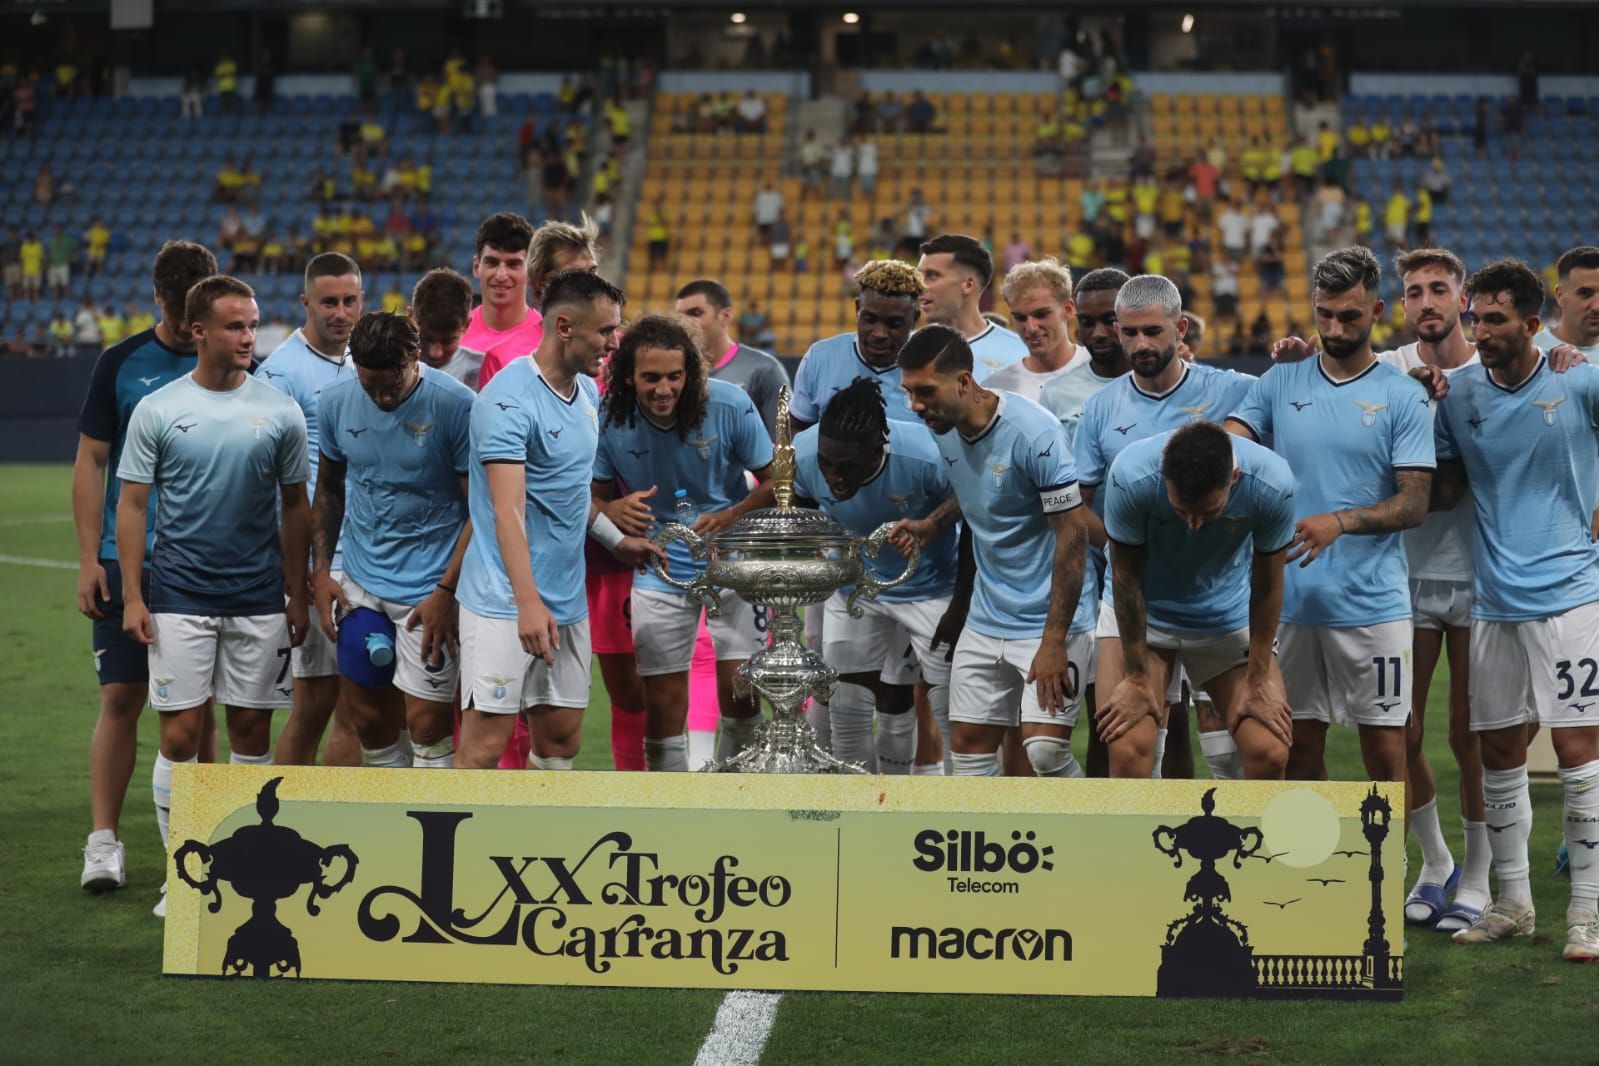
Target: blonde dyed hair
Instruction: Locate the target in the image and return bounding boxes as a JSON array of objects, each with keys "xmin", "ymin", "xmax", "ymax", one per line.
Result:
[
  {"xmin": 1000, "ymin": 257, "xmax": 1074, "ymax": 306},
  {"xmin": 529, "ymin": 212, "xmax": 602, "ymax": 290},
  {"xmin": 853, "ymin": 259, "xmax": 925, "ymax": 298}
]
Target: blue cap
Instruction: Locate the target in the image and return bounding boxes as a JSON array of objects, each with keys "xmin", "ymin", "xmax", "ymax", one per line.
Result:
[{"xmin": 336, "ymin": 606, "xmax": 398, "ymax": 687}]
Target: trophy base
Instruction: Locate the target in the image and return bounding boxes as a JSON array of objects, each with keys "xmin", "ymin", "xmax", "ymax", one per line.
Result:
[{"xmin": 700, "ymin": 714, "xmax": 868, "ymax": 774}]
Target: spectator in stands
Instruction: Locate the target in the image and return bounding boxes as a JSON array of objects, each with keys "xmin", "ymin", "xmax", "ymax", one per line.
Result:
[
  {"xmin": 1256, "ymin": 238, "xmax": 1286, "ymax": 298},
  {"xmin": 353, "ymin": 47, "xmax": 379, "ymax": 105},
  {"xmin": 19, "ymin": 231, "xmax": 43, "ymax": 301},
  {"xmin": 386, "ymin": 48, "xmax": 410, "ymax": 110},
  {"xmin": 1369, "ymin": 114, "xmax": 1392, "ymax": 159},
  {"xmin": 877, "ymin": 93, "xmax": 903, "ymax": 134},
  {"xmin": 1411, "ymin": 185, "xmax": 1433, "ymax": 247},
  {"xmin": 214, "ymin": 53, "xmax": 239, "ymax": 113},
  {"xmin": 1345, "ymin": 118, "xmax": 1370, "ymax": 157},
  {"xmin": 1, "ymin": 228, "xmax": 18, "ymax": 300},
  {"xmin": 1240, "ymin": 137, "xmax": 1268, "ymax": 195},
  {"xmin": 1248, "ymin": 203, "xmax": 1278, "ymax": 257},
  {"xmin": 46, "ymin": 224, "xmax": 74, "ymax": 301},
  {"xmin": 833, "ymin": 213, "xmax": 855, "ymax": 266},
  {"xmin": 738, "ymin": 302, "xmax": 777, "ymax": 350},
  {"xmin": 645, "ymin": 200, "xmax": 670, "ymax": 269},
  {"xmin": 1211, "ymin": 256, "xmax": 1240, "ymax": 320},
  {"xmin": 10, "ymin": 72, "xmax": 36, "ymax": 137},
  {"xmin": 1314, "ymin": 177, "xmax": 1346, "ymax": 239},
  {"xmin": 850, "ymin": 93, "xmax": 873, "ymax": 136},
  {"xmin": 1225, "ymin": 319, "xmax": 1249, "ymax": 356},
  {"xmin": 907, "ymin": 91, "xmax": 936, "ymax": 134},
  {"xmin": 1132, "ymin": 174, "xmax": 1158, "ymax": 241},
  {"xmin": 1516, "ymin": 51, "xmax": 1538, "ymax": 109},
  {"xmin": 593, "ymin": 193, "xmax": 614, "ymax": 239},
  {"xmin": 217, "ymin": 205, "xmax": 243, "ymax": 252},
  {"xmin": 1289, "ymin": 136, "xmax": 1320, "ymax": 199},
  {"xmin": 829, "ymin": 136, "xmax": 854, "ymax": 200},
  {"xmin": 261, "ymin": 231, "xmax": 287, "ymax": 275},
  {"xmin": 768, "ymin": 211, "xmax": 792, "ymax": 266},
  {"xmin": 213, "ymin": 157, "xmax": 241, "ymax": 202},
  {"xmin": 540, "ymin": 148, "xmax": 571, "ymax": 221},
  {"xmin": 34, "ymin": 163, "xmax": 54, "ymax": 206},
  {"xmin": 1218, "ymin": 199, "xmax": 1248, "ymax": 262},
  {"xmin": 253, "ymin": 49, "xmax": 276, "ymax": 114},
  {"xmin": 799, "ymin": 130, "xmax": 827, "ymax": 195},
  {"xmin": 1157, "ymin": 178, "xmax": 1186, "ymax": 239},
  {"xmin": 1395, "ymin": 114, "xmax": 1419, "ymax": 158},
  {"xmin": 1353, "ymin": 194, "xmax": 1373, "ymax": 247},
  {"xmin": 1003, "ymin": 233, "xmax": 1031, "ymax": 276},
  {"xmin": 856, "ymin": 136, "xmax": 878, "ymax": 194},
  {"xmin": 180, "ymin": 68, "xmax": 205, "ymax": 119},
  {"xmin": 1248, "ymin": 310, "xmax": 1273, "ymax": 351},
  {"xmin": 127, "ymin": 303, "xmax": 155, "ymax": 335},
  {"xmin": 1181, "ymin": 311, "xmax": 1206, "ymax": 356},
  {"xmin": 735, "ymin": 90, "xmax": 768, "ymax": 133},
  {"xmin": 48, "ymin": 311, "xmax": 73, "ymax": 351},
  {"xmin": 476, "ymin": 56, "xmax": 499, "ymax": 118},
  {"xmin": 1421, "ymin": 156, "xmax": 1451, "ymax": 205},
  {"xmin": 753, "ymin": 180, "xmax": 783, "ymax": 242},
  {"xmin": 1066, "ymin": 230, "xmax": 1095, "ymax": 277},
  {"xmin": 903, "ymin": 188, "xmax": 933, "ymax": 243},
  {"xmin": 360, "ymin": 113, "xmax": 387, "ymax": 157},
  {"xmin": 1260, "ymin": 141, "xmax": 1285, "ymax": 196},
  {"xmin": 84, "ymin": 216, "xmax": 109, "ymax": 277},
  {"xmin": 382, "ymin": 284, "xmax": 407, "ymax": 315},
  {"xmin": 98, "ymin": 305, "xmax": 126, "ymax": 348},
  {"xmin": 604, "ymin": 97, "xmax": 630, "ymax": 144},
  {"xmin": 1079, "ymin": 180, "xmax": 1105, "ymax": 225},
  {"xmin": 1383, "ymin": 181, "xmax": 1409, "ymax": 248},
  {"xmin": 73, "ymin": 299, "xmax": 99, "ymax": 351}
]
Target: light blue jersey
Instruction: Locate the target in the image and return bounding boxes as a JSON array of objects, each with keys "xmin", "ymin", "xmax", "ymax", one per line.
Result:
[
  {"xmin": 937, "ymin": 392, "xmax": 1081, "ymax": 640},
  {"xmin": 1074, "ymin": 362, "xmax": 1257, "ymax": 488},
  {"xmin": 457, "ymin": 360, "xmax": 600, "ymax": 625},
  {"xmin": 791, "ymin": 333, "xmax": 920, "ymax": 426},
  {"xmin": 594, "ymin": 378, "xmax": 773, "ymax": 596},
  {"xmin": 1104, "ymin": 432, "xmax": 1297, "ymax": 633},
  {"xmin": 257, "ymin": 328, "xmax": 354, "ymax": 569},
  {"xmin": 318, "ymin": 367, "xmax": 475, "ymax": 605},
  {"xmin": 117, "ymin": 374, "xmax": 309, "ymax": 616},
  {"xmin": 792, "ymin": 420, "xmax": 958, "ymax": 602},
  {"xmin": 1435, "ymin": 358, "xmax": 1599, "ymax": 621},
  {"xmin": 1230, "ymin": 357, "xmax": 1435, "ymax": 627},
  {"xmin": 967, "ymin": 322, "xmax": 1031, "ymax": 384},
  {"xmin": 1534, "ymin": 327, "xmax": 1599, "ymax": 361}
]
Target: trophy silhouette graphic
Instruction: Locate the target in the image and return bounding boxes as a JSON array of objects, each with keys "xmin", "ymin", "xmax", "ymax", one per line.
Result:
[
  {"xmin": 173, "ymin": 776, "xmax": 358, "ymax": 978},
  {"xmin": 1153, "ymin": 787, "xmax": 1263, "ymax": 997}
]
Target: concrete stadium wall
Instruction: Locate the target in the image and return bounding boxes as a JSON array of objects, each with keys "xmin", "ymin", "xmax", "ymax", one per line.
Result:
[{"xmin": 0, "ymin": 357, "xmax": 96, "ymax": 463}]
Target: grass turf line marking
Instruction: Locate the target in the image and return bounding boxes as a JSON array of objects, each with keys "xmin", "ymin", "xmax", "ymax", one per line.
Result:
[
  {"xmin": 693, "ymin": 991, "xmax": 783, "ymax": 1066},
  {"xmin": 0, "ymin": 554, "xmax": 76, "ymax": 570}
]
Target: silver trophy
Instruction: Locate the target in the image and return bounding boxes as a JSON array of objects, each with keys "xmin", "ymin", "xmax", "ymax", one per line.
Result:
[{"xmin": 649, "ymin": 387, "xmax": 920, "ymax": 773}]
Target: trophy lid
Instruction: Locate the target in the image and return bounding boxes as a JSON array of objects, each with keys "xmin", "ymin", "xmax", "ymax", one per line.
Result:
[{"xmin": 720, "ymin": 505, "xmax": 849, "ymax": 541}]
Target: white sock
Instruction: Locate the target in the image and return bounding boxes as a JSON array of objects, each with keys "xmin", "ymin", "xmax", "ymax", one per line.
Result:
[
  {"xmin": 88, "ymin": 827, "xmax": 117, "ymax": 846},
  {"xmin": 1198, "ymin": 729, "xmax": 1244, "ymax": 780},
  {"xmin": 927, "ymin": 684, "xmax": 953, "ymax": 775},
  {"xmin": 530, "ymin": 753, "xmax": 574, "ymax": 771},
  {"xmin": 911, "ymin": 761, "xmax": 946, "ymax": 776},
  {"xmin": 950, "ymin": 750, "xmax": 1001, "ymax": 777},
  {"xmin": 362, "ymin": 740, "xmax": 410, "ymax": 768},
  {"xmin": 875, "ymin": 710, "xmax": 915, "ymax": 775},
  {"xmin": 716, "ymin": 714, "xmax": 760, "ymax": 762},
  {"xmin": 1151, "ymin": 727, "xmax": 1168, "ymax": 780},
  {"xmin": 229, "ymin": 750, "xmax": 271, "ymax": 765},
  {"xmin": 1411, "ymin": 797, "xmax": 1456, "ymax": 884},
  {"xmin": 646, "ymin": 735, "xmax": 689, "ymax": 772},
  {"xmin": 807, "ymin": 697, "xmax": 832, "ymax": 752},
  {"xmin": 686, "ymin": 729, "xmax": 715, "ymax": 771},
  {"xmin": 1559, "ymin": 759, "xmax": 1599, "ymax": 918},
  {"xmin": 397, "ymin": 730, "xmax": 414, "ymax": 767},
  {"xmin": 829, "ymin": 683, "xmax": 875, "ymax": 771},
  {"xmin": 1483, "ymin": 765, "xmax": 1534, "ymax": 909},
  {"xmin": 152, "ymin": 752, "xmax": 197, "ymax": 850},
  {"xmin": 1023, "ymin": 735, "xmax": 1083, "ymax": 778},
  {"xmin": 410, "ymin": 737, "xmax": 455, "ymax": 769},
  {"xmin": 1457, "ymin": 820, "xmax": 1492, "ymax": 903}
]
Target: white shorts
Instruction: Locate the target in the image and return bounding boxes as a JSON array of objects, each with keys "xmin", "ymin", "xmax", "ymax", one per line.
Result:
[
  {"xmin": 458, "ymin": 607, "xmax": 591, "ymax": 713},
  {"xmin": 1411, "ymin": 579, "xmax": 1471, "ymax": 632},
  {"xmin": 948, "ymin": 628, "xmax": 1094, "ymax": 728},
  {"xmin": 1469, "ymin": 599, "xmax": 1599, "ymax": 732},
  {"xmin": 147, "ymin": 612, "xmax": 291, "ymax": 711},
  {"xmin": 342, "ymin": 576, "xmax": 459, "ymax": 703},
  {"xmin": 632, "ymin": 587, "xmax": 766, "ymax": 677},
  {"xmin": 1280, "ymin": 620, "xmax": 1411, "ymax": 728},
  {"xmin": 1093, "ymin": 604, "xmax": 1196, "ymax": 703},
  {"xmin": 823, "ymin": 593, "xmax": 953, "ymax": 688},
  {"xmin": 292, "ymin": 570, "xmax": 340, "ymax": 679}
]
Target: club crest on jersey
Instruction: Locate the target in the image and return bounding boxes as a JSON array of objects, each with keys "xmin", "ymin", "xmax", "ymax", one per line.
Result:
[
  {"xmin": 688, "ymin": 435, "xmax": 717, "ymax": 460},
  {"xmin": 1354, "ymin": 400, "xmax": 1387, "ymax": 428},
  {"xmin": 405, "ymin": 421, "xmax": 434, "ymax": 448},
  {"xmin": 887, "ymin": 492, "xmax": 913, "ymax": 514},
  {"xmin": 986, "ymin": 460, "xmax": 1009, "ymax": 487},
  {"xmin": 248, "ymin": 416, "xmax": 269, "ymax": 439},
  {"xmin": 1180, "ymin": 404, "xmax": 1210, "ymax": 422},
  {"xmin": 1534, "ymin": 396, "xmax": 1565, "ymax": 426}
]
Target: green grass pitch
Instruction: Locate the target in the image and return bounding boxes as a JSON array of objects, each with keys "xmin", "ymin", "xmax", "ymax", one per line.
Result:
[{"xmin": 1, "ymin": 463, "xmax": 1593, "ymax": 1064}]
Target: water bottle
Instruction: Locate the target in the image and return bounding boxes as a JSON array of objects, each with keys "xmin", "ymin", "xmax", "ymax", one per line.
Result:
[
  {"xmin": 674, "ymin": 489, "xmax": 699, "ymax": 527},
  {"xmin": 364, "ymin": 630, "xmax": 395, "ymax": 667}
]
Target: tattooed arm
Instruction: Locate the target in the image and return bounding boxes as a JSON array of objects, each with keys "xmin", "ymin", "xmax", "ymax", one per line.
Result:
[
  {"xmin": 1027, "ymin": 505, "xmax": 1089, "ymax": 714},
  {"xmin": 1286, "ymin": 468, "xmax": 1431, "ymax": 568}
]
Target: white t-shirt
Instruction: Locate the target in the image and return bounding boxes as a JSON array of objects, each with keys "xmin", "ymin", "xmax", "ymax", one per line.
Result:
[
  {"xmin": 1249, "ymin": 211, "xmax": 1278, "ymax": 253},
  {"xmin": 754, "ymin": 189, "xmax": 783, "ymax": 226},
  {"xmin": 856, "ymin": 140, "xmax": 878, "ymax": 177},
  {"xmin": 1380, "ymin": 343, "xmax": 1479, "ymax": 583},
  {"xmin": 980, "ymin": 345, "xmax": 1085, "ymax": 401},
  {"xmin": 1218, "ymin": 210, "xmax": 1248, "ymax": 250}
]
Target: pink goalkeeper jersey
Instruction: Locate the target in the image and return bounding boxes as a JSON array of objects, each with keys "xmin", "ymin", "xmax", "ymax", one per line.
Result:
[{"xmin": 467, "ymin": 304, "xmax": 544, "ymax": 391}]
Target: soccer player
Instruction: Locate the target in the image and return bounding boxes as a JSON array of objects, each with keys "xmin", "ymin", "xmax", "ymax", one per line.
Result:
[
  {"xmin": 257, "ymin": 252, "xmax": 364, "ymax": 767},
  {"xmin": 1039, "ymin": 268, "xmax": 1131, "ymax": 441},
  {"xmin": 1226, "ymin": 247, "xmax": 1434, "ymax": 787},
  {"xmin": 310, "ymin": 312, "xmax": 474, "ymax": 769},
  {"xmin": 893, "ymin": 324, "xmax": 1090, "ymax": 777},
  {"xmin": 743, "ymin": 377, "xmax": 961, "ymax": 771},
  {"xmin": 116, "ymin": 275, "xmax": 310, "ymax": 917},
  {"xmin": 791, "ymin": 259, "xmax": 927, "ymax": 431},
  {"xmin": 675, "ymin": 278, "xmax": 789, "ymax": 436},
  {"xmin": 1431, "ymin": 259, "xmax": 1599, "ymax": 960},
  {"xmin": 1535, "ymin": 245, "xmax": 1599, "ymax": 360},
  {"xmin": 1097, "ymin": 422, "xmax": 1294, "ymax": 778},
  {"xmin": 591, "ymin": 315, "xmax": 775, "ymax": 771},
  {"xmin": 455, "ymin": 271, "xmax": 657, "ymax": 770},
  {"xmin": 1075, "ymin": 275, "xmax": 1256, "ymax": 779},
  {"xmin": 474, "ymin": 213, "xmax": 601, "ymax": 390},
  {"xmin": 916, "ymin": 234, "xmax": 1028, "ymax": 380},
  {"xmin": 75, "ymin": 240, "xmax": 218, "ymax": 893},
  {"xmin": 410, "ymin": 266, "xmax": 475, "ymax": 385},
  {"xmin": 985, "ymin": 258, "xmax": 1084, "ymax": 400}
]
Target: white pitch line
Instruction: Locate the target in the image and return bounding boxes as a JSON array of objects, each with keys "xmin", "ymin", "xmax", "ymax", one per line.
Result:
[
  {"xmin": 0, "ymin": 554, "xmax": 76, "ymax": 570},
  {"xmin": 693, "ymin": 991, "xmax": 783, "ymax": 1066},
  {"xmin": 0, "ymin": 514, "xmax": 71, "ymax": 527}
]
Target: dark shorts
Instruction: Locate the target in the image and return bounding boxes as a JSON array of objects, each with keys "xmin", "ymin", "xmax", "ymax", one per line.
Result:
[{"xmin": 91, "ymin": 557, "xmax": 150, "ymax": 686}]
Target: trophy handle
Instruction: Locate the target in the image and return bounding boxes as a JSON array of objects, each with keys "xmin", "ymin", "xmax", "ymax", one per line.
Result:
[
  {"xmin": 307, "ymin": 844, "xmax": 360, "ymax": 916},
  {"xmin": 1234, "ymin": 826, "xmax": 1264, "ymax": 868},
  {"xmin": 648, "ymin": 522, "xmax": 724, "ymax": 618},
  {"xmin": 173, "ymin": 840, "xmax": 223, "ymax": 913},
  {"xmin": 1152, "ymin": 826, "xmax": 1183, "ymax": 868},
  {"xmin": 845, "ymin": 523, "xmax": 921, "ymax": 618}
]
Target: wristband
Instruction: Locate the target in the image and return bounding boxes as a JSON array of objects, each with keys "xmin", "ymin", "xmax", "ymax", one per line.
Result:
[
  {"xmin": 436, "ymin": 581, "xmax": 456, "ymax": 594},
  {"xmin": 589, "ymin": 511, "xmax": 626, "ymax": 551}
]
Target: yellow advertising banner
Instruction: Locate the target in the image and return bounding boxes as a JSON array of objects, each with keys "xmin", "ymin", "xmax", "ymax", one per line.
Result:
[{"xmin": 164, "ymin": 767, "xmax": 1405, "ymax": 1000}]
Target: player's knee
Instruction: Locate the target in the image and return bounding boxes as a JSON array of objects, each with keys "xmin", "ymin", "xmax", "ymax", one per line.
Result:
[
  {"xmin": 1023, "ymin": 735, "xmax": 1079, "ymax": 778},
  {"xmin": 101, "ymin": 682, "xmax": 148, "ymax": 718}
]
